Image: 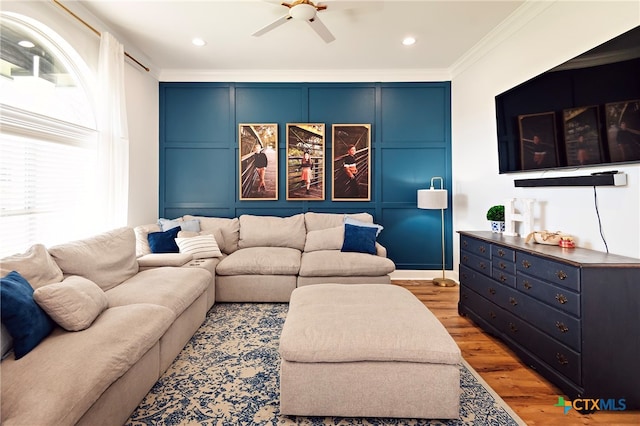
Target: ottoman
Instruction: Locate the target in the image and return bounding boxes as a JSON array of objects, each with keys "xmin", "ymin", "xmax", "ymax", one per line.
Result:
[{"xmin": 278, "ymin": 284, "xmax": 461, "ymax": 419}]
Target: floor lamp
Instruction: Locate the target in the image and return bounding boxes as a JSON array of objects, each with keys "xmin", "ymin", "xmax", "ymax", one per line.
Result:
[{"xmin": 417, "ymin": 177, "xmax": 456, "ymax": 287}]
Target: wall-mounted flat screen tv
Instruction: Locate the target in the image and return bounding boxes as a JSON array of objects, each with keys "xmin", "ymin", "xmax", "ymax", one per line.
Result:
[{"xmin": 495, "ymin": 26, "xmax": 640, "ymax": 174}]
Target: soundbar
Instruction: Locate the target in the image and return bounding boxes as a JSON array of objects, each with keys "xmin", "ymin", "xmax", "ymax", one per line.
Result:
[{"xmin": 514, "ymin": 173, "xmax": 627, "ymax": 187}]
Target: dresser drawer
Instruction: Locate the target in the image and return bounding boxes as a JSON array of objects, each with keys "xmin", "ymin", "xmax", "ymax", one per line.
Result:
[
  {"xmin": 518, "ymin": 272, "xmax": 580, "ymax": 317},
  {"xmin": 516, "ymin": 253, "xmax": 580, "ymax": 291},
  {"xmin": 460, "ymin": 236, "xmax": 491, "ymax": 260},
  {"xmin": 500, "ymin": 309, "xmax": 582, "ymax": 385},
  {"xmin": 493, "ymin": 257, "xmax": 516, "ymax": 276},
  {"xmin": 492, "ymin": 267, "xmax": 516, "ymax": 288},
  {"xmin": 460, "ymin": 264, "xmax": 506, "ymax": 303},
  {"xmin": 500, "ymin": 288, "xmax": 581, "ymax": 352},
  {"xmin": 461, "ymin": 251, "xmax": 491, "ymax": 277},
  {"xmin": 492, "ymin": 245, "xmax": 515, "ymax": 262},
  {"xmin": 459, "ymin": 287, "xmax": 505, "ymax": 330}
]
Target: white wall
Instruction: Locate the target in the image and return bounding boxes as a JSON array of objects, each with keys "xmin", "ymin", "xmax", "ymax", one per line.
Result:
[
  {"xmin": 452, "ymin": 1, "xmax": 640, "ymax": 263},
  {"xmin": 1, "ymin": 0, "xmax": 160, "ymax": 229}
]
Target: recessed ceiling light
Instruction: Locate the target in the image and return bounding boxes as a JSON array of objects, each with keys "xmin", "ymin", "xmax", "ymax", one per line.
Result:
[
  {"xmin": 18, "ymin": 40, "xmax": 35, "ymax": 48},
  {"xmin": 402, "ymin": 37, "xmax": 416, "ymax": 46},
  {"xmin": 192, "ymin": 38, "xmax": 206, "ymax": 47}
]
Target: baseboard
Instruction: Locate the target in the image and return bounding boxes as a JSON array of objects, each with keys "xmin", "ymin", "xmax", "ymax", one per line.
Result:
[{"xmin": 390, "ymin": 269, "xmax": 460, "ymax": 283}]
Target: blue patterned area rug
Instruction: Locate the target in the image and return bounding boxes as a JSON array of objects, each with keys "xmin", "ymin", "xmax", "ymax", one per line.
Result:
[{"xmin": 126, "ymin": 303, "xmax": 526, "ymax": 426}]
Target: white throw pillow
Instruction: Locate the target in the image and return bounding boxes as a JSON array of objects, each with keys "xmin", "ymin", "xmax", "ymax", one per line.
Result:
[
  {"xmin": 0, "ymin": 244, "xmax": 63, "ymax": 289},
  {"xmin": 175, "ymin": 234, "xmax": 222, "ymax": 259},
  {"xmin": 33, "ymin": 276, "xmax": 108, "ymax": 331},
  {"xmin": 304, "ymin": 225, "xmax": 344, "ymax": 252}
]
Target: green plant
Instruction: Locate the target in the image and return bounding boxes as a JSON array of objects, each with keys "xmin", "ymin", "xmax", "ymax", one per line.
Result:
[{"xmin": 486, "ymin": 205, "xmax": 505, "ymax": 221}]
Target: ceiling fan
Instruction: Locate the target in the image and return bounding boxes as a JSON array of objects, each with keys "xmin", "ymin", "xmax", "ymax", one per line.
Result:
[{"xmin": 252, "ymin": 0, "xmax": 336, "ymax": 43}]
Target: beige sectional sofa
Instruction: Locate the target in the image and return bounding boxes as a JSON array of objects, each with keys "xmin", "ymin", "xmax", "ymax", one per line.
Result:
[
  {"xmin": 0, "ymin": 227, "xmax": 214, "ymax": 426},
  {"xmin": 0, "ymin": 211, "xmax": 395, "ymax": 425},
  {"xmin": 135, "ymin": 212, "xmax": 396, "ymax": 302}
]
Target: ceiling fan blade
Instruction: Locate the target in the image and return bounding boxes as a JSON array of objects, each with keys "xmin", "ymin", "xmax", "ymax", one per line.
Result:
[
  {"xmin": 252, "ymin": 14, "xmax": 291, "ymax": 37},
  {"xmin": 307, "ymin": 15, "xmax": 335, "ymax": 43}
]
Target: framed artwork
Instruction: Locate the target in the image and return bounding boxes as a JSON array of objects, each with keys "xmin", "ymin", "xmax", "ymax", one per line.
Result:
[
  {"xmin": 563, "ymin": 106, "xmax": 602, "ymax": 166},
  {"xmin": 518, "ymin": 112, "xmax": 559, "ymax": 170},
  {"xmin": 238, "ymin": 123, "xmax": 278, "ymax": 200},
  {"xmin": 286, "ymin": 123, "xmax": 325, "ymax": 200},
  {"xmin": 605, "ymin": 100, "xmax": 640, "ymax": 163},
  {"xmin": 331, "ymin": 124, "xmax": 371, "ymax": 201}
]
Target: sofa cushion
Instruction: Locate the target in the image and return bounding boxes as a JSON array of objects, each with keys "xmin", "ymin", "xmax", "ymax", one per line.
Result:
[
  {"xmin": 304, "ymin": 212, "xmax": 373, "ymax": 232},
  {"xmin": 341, "ymin": 223, "xmax": 377, "ymax": 255},
  {"xmin": 136, "ymin": 253, "xmax": 193, "ymax": 268},
  {"xmin": 238, "ymin": 214, "xmax": 306, "ymax": 251},
  {"xmin": 33, "ymin": 276, "xmax": 108, "ymax": 332},
  {"xmin": 0, "ymin": 303, "xmax": 174, "ymax": 426},
  {"xmin": 48, "ymin": 227, "xmax": 139, "ymax": 291},
  {"xmin": 0, "ymin": 271, "xmax": 55, "ymax": 359},
  {"xmin": 1, "ymin": 323, "xmax": 13, "ymax": 360},
  {"xmin": 105, "ymin": 267, "xmax": 211, "ymax": 317},
  {"xmin": 216, "ymin": 247, "xmax": 301, "ymax": 276},
  {"xmin": 0, "ymin": 244, "xmax": 63, "ymax": 289},
  {"xmin": 134, "ymin": 223, "xmax": 161, "ymax": 257},
  {"xmin": 304, "ymin": 225, "xmax": 344, "ymax": 252},
  {"xmin": 299, "ymin": 250, "xmax": 396, "ymax": 277},
  {"xmin": 183, "ymin": 215, "xmax": 239, "ymax": 254},
  {"xmin": 175, "ymin": 234, "xmax": 222, "ymax": 259}
]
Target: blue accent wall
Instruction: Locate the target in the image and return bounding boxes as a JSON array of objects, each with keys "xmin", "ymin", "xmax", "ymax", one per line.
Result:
[{"xmin": 159, "ymin": 82, "xmax": 452, "ymax": 270}]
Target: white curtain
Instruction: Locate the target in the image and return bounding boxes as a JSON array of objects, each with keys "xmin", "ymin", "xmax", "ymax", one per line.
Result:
[{"xmin": 97, "ymin": 32, "xmax": 129, "ymax": 229}]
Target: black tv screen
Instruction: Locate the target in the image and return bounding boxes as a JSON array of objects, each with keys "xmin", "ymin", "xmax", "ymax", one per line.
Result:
[{"xmin": 495, "ymin": 26, "xmax": 640, "ymax": 173}]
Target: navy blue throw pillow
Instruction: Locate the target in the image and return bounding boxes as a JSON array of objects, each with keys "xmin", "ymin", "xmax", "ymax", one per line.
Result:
[
  {"xmin": 341, "ymin": 223, "xmax": 377, "ymax": 255},
  {"xmin": 0, "ymin": 271, "xmax": 55, "ymax": 359},
  {"xmin": 147, "ymin": 226, "xmax": 181, "ymax": 253}
]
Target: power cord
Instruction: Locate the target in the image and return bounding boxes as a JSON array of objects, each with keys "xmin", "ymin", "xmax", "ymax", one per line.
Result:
[{"xmin": 593, "ymin": 186, "xmax": 609, "ymax": 253}]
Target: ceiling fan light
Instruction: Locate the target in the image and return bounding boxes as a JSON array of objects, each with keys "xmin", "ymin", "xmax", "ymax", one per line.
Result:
[{"xmin": 289, "ymin": 3, "xmax": 316, "ymax": 21}]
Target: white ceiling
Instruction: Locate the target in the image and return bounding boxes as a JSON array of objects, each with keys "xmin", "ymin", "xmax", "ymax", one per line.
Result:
[{"xmin": 75, "ymin": 0, "xmax": 525, "ymax": 80}]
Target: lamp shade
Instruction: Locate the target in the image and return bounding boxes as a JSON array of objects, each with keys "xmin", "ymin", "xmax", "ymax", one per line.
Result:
[{"xmin": 417, "ymin": 188, "xmax": 447, "ymax": 210}]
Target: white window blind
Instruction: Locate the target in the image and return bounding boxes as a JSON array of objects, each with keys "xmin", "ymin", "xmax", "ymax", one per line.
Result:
[{"xmin": 0, "ymin": 111, "xmax": 97, "ymax": 257}]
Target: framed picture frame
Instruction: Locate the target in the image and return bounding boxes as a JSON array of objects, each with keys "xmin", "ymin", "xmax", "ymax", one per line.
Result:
[
  {"xmin": 605, "ymin": 100, "xmax": 640, "ymax": 163},
  {"xmin": 563, "ymin": 106, "xmax": 602, "ymax": 167},
  {"xmin": 238, "ymin": 123, "xmax": 278, "ymax": 200},
  {"xmin": 331, "ymin": 124, "xmax": 371, "ymax": 201},
  {"xmin": 286, "ymin": 123, "xmax": 325, "ymax": 200},
  {"xmin": 518, "ymin": 112, "xmax": 559, "ymax": 170}
]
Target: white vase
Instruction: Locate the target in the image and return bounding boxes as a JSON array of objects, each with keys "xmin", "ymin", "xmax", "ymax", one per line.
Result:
[{"xmin": 490, "ymin": 221, "xmax": 505, "ymax": 233}]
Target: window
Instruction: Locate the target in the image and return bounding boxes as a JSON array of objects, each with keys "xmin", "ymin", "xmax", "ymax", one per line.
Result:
[{"xmin": 0, "ymin": 13, "xmax": 97, "ymax": 257}]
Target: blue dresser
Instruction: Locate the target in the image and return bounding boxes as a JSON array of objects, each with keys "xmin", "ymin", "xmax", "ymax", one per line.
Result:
[{"xmin": 458, "ymin": 231, "xmax": 640, "ymax": 410}]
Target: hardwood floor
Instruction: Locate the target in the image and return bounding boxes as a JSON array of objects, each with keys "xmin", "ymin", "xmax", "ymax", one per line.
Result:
[{"xmin": 392, "ymin": 280, "xmax": 640, "ymax": 426}]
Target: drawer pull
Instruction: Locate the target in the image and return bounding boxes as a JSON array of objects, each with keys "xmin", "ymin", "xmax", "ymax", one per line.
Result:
[
  {"xmin": 462, "ymin": 293, "xmax": 468, "ymax": 300},
  {"xmin": 522, "ymin": 260, "xmax": 531, "ymax": 268},
  {"xmin": 489, "ymin": 311, "xmax": 496, "ymax": 319},
  {"xmin": 556, "ymin": 271, "xmax": 567, "ymax": 280},
  {"xmin": 509, "ymin": 322, "xmax": 518, "ymax": 333},
  {"xmin": 497, "ymin": 249, "xmax": 505, "ymax": 257},
  {"xmin": 488, "ymin": 287, "xmax": 496, "ymax": 295},
  {"xmin": 499, "ymin": 274, "xmax": 507, "ymax": 283},
  {"xmin": 479, "ymin": 246, "xmax": 486, "ymax": 253},
  {"xmin": 462, "ymin": 255, "xmax": 469, "ymax": 262},
  {"xmin": 556, "ymin": 294, "xmax": 568, "ymax": 304},
  {"xmin": 461, "ymin": 273, "xmax": 468, "ymax": 280},
  {"xmin": 479, "ymin": 262, "xmax": 487, "ymax": 270},
  {"xmin": 556, "ymin": 353, "xmax": 569, "ymax": 365},
  {"xmin": 499, "ymin": 262, "xmax": 507, "ymax": 269},
  {"xmin": 463, "ymin": 240, "xmax": 468, "ymax": 247},
  {"xmin": 509, "ymin": 297, "xmax": 518, "ymax": 306},
  {"xmin": 523, "ymin": 281, "xmax": 532, "ymax": 290},
  {"xmin": 556, "ymin": 321, "xmax": 569, "ymax": 333}
]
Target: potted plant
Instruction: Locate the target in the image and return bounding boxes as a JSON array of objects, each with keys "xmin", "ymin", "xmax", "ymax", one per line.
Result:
[{"xmin": 486, "ymin": 205, "xmax": 505, "ymax": 233}]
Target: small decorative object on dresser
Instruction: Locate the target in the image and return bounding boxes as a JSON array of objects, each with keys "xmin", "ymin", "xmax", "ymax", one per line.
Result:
[{"xmin": 486, "ymin": 205, "xmax": 505, "ymax": 233}]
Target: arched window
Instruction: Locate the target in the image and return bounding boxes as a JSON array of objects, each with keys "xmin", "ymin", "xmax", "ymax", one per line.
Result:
[{"xmin": 0, "ymin": 13, "xmax": 98, "ymax": 257}]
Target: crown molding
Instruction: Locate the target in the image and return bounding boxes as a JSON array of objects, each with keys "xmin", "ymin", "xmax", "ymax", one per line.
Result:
[{"xmin": 158, "ymin": 68, "xmax": 452, "ymax": 83}]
